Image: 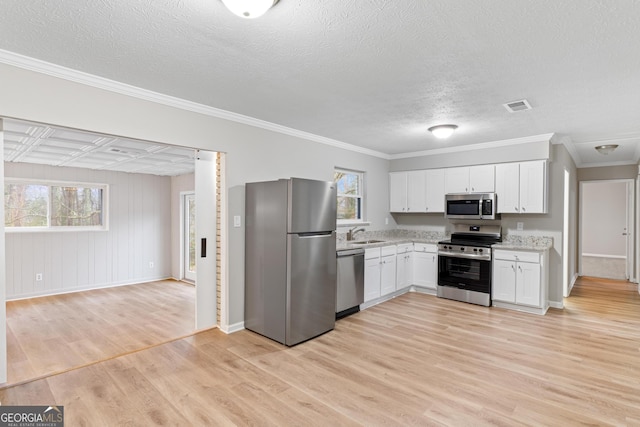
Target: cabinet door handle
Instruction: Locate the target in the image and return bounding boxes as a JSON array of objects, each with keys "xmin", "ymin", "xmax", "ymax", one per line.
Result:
[
  {"xmin": 465, "ymin": 187, "xmax": 468, "ymax": 192},
  {"xmin": 511, "ymin": 265, "xmax": 516, "ymax": 271},
  {"xmin": 518, "ymin": 266, "xmax": 522, "ymax": 272},
  {"xmin": 471, "ymin": 187, "xmax": 475, "ymax": 192},
  {"xmin": 522, "ymin": 207, "xmax": 526, "ymax": 212},
  {"xmin": 515, "ymin": 207, "xmax": 519, "ymax": 211}
]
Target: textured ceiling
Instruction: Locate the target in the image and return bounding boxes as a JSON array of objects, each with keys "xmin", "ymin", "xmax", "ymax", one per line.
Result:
[{"xmin": 0, "ymin": 0, "xmax": 639, "ymax": 167}]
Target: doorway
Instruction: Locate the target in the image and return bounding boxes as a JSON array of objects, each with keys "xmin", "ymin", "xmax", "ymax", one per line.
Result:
[
  {"xmin": 183, "ymin": 192, "xmax": 196, "ymax": 282},
  {"xmin": 579, "ymin": 179, "xmax": 635, "ymax": 281}
]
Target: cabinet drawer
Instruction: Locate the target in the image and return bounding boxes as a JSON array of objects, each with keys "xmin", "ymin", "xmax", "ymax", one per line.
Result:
[
  {"xmin": 396, "ymin": 243, "xmax": 412, "ymax": 254},
  {"xmin": 381, "ymin": 245, "xmax": 397, "ymax": 257},
  {"xmin": 365, "ymin": 248, "xmax": 381, "ymax": 260},
  {"xmin": 494, "ymin": 250, "xmax": 540, "ymax": 263},
  {"xmin": 414, "ymin": 243, "xmax": 437, "ymax": 253}
]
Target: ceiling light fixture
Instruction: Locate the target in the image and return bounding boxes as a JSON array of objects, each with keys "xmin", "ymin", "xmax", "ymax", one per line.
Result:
[
  {"xmin": 428, "ymin": 124, "xmax": 458, "ymax": 139},
  {"xmin": 221, "ymin": 0, "xmax": 279, "ymax": 19},
  {"xmin": 594, "ymin": 144, "xmax": 618, "ymax": 155}
]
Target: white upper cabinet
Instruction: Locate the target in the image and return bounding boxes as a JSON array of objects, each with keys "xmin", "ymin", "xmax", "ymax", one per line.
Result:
[
  {"xmin": 444, "ymin": 165, "xmax": 495, "ymax": 194},
  {"xmin": 389, "ymin": 172, "xmax": 407, "ymax": 212},
  {"xmin": 406, "ymin": 170, "xmax": 426, "ymax": 213},
  {"xmin": 519, "ymin": 160, "xmax": 547, "ymax": 214},
  {"xmin": 389, "ymin": 169, "xmax": 446, "ymax": 213},
  {"xmin": 444, "ymin": 167, "xmax": 469, "ymax": 193},
  {"xmin": 469, "ymin": 165, "xmax": 495, "ymax": 193},
  {"xmin": 425, "ymin": 169, "xmax": 445, "ymax": 212},
  {"xmin": 495, "ymin": 163, "xmax": 520, "ymax": 213},
  {"xmin": 495, "ymin": 160, "xmax": 547, "ymax": 214}
]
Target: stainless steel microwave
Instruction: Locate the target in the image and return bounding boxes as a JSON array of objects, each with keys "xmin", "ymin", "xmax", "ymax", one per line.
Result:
[{"xmin": 445, "ymin": 193, "xmax": 499, "ymax": 220}]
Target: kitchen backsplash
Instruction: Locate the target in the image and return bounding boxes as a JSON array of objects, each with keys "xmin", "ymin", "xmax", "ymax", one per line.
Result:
[
  {"xmin": 336, "ymin": 228, "xmax": 448, "ymax": 244},
  {"xmin": 502, "ymin": 234, "xmax": 553, "ymax": 248},
  {"xmin": 338, "ymin": 227, "xmax": 553, "ymax": 248}
]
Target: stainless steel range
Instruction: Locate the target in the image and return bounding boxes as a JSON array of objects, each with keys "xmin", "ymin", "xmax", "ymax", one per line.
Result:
[{"xmin": 437, "ymin": 224, "xmax": 502, "ymax": 306}]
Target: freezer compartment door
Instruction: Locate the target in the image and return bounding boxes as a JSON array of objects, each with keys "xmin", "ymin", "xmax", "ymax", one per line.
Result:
[
  {"xmin": 288, "ymin": 178, "xmax": 337, "ymax": 233},
  {"xmin": 286, "ymin": 231, "xmax": 337, "ymax": 345}
]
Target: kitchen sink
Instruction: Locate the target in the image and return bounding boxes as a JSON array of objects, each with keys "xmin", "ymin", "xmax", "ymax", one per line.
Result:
[{"xmin": 349, "ymin": 240, "xmax": 385, "ymax": 245}]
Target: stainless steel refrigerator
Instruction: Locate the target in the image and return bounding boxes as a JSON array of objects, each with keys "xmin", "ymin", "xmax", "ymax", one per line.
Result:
[{"xmin": 245, "ymin": 178, "xmax": 337, "ymax": 346}]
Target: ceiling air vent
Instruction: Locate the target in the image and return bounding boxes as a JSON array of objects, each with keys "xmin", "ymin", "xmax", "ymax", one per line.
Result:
[{"xmin": 503, "ymin": 99, "xmax": 532, "ymax": 113}]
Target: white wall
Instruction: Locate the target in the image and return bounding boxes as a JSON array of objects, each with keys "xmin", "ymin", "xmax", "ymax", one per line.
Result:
[
  {"xmin": 581, "ymin": 181, "xmax": 627, "ymax": 257},
  {"xmin": 0, "ymin": 62, "xmax": 392, "ymax": 330},
  {"xmin": 4, "ymin": 162, "xmax": 172, "ymax": 299},
  {"xmin": 170, "ymin": 173, "xmax": 195, "ymax": 280}
]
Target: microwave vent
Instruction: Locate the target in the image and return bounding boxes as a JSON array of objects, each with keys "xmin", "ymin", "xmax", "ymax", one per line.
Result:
[{"xmin": 503, "ymin": 99, "xmax": 532, "ymax": 113}]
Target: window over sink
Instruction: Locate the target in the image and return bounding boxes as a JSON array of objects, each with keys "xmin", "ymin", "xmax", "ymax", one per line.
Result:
[{"xmin": 334, "ymin": 168, "xmax": 364, "ymax": 224}]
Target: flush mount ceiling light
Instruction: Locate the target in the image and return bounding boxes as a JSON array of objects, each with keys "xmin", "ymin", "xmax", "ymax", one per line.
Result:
[
  {"xmin": 428, "ymin": 124, "xmax": 458, "ymax": 139},
  {"xmin": 594, "ymin": 144, "xmax": 619, "ymax": 155},
  {"xmin": 221, "ymin": 0, "xmax": 279, "ymax": 19}
]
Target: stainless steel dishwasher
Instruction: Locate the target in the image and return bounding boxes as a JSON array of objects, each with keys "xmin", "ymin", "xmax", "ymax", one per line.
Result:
[{"xmin": 336, "ymin": 248, "xmax": 365, "ymax": 319}]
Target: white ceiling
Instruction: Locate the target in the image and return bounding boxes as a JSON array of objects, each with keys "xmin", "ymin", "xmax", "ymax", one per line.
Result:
[
  {"xmin": 1, "ymin": 0, "xmax": 640, "ymax": 168},
  {"xmin": 3, "ymin": 119, "xmax": 195, "ymax": 176}
]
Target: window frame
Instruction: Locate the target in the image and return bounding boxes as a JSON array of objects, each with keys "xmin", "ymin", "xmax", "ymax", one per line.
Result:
[
  {"xmin": 334, "ymin": 168, "xmax": 365, "ymax": 225},
  {"xmin": 4, "ymin": 178, "xmax": 109, "ymax": 233}
]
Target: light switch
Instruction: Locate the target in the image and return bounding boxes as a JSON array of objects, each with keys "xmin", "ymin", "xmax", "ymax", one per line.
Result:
[{"xmin": 234, "ymin": 215, "xmax": 241, "ymax": 227}]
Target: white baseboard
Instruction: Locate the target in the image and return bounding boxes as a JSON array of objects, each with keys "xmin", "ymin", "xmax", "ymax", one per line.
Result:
[
  {"xmin": 221, "ymin": 321, "xmax": 245, "ymax": 334},
  {"xmin": 548, "ymin": 300, "xmax": 564, "ymax": 309},
  {"xmin": 409, "ymin": 285, "xmax": 437, "ymax": 296},
  {"xmin": 6, "ymin": 276, "xmax": 173, "ymax": 301}
]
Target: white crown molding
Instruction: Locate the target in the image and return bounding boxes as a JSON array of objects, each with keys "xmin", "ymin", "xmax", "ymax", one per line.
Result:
[
  {"xmin": 0, "ymin": 49, "xmax": 390, "ymax": 160},
  {"xmin": 558, "ymin": 134, "xmax": 640, "ymax": 168},
  {"xmin": 575, "ymin": 160, "xmax": 639, "ymax": 168},
  {"xmin": 390, "ymin": 133, "xmax": 555, "ymax": 160}
]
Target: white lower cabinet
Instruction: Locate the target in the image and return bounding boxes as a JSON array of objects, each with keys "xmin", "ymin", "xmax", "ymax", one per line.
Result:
[
  {"xmin": 380, "ymin": 246, "xmax": 398, "ymax": 296},
  {"xmin": 396, "ymin": 244, "xmax": 413, "ymax": 291},
  {"xmin": 364, "ymin": 248, "xmax": 381, "ymax": 302},
  {"xmin": 492, "ymin": 249, "xmax": 548, "ymax": 314},
  {"xmin": 364, "ymin": 246, "xmax": 398, "ymax": 302},
  {"xmin": 412, "ymin": 243, "xmax": 438, "ymax": 290}
]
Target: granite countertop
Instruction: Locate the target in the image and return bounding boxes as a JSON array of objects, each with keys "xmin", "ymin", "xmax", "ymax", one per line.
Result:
[
  {"xmin": 493, "ymin": 236, "xmax": 553, "ymax": 251},
  {"xmin": 335, "ymin": 230, "xmax": 553, "ymax": 252},
  {"xmin": 336, "ymin": 229, "xmax": 446, "ymax": 252},
  {"xmin": 336, "ymin": 236, "xmax": 442, "ymax": 252}
]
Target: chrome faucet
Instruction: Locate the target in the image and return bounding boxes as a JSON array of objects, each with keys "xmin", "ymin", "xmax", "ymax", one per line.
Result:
[{"xmin": 347, "ymin": 226, "xmax": 365, "ymax": 241}]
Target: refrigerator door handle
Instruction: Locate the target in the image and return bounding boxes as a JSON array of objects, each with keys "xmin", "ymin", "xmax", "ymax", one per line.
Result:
[{"xmin": 296, "ymin": 231, "xmax": 333, "ymax": 238}]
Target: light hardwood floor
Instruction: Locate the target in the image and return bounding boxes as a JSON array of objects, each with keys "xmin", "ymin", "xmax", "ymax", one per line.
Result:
[
  {"xmin": 6, "ymin": 279, "xmax": 195, "ymax": 385},
  {"xmin": 2, "ymin": 276, "xmax": 640, "ymax": 425}
]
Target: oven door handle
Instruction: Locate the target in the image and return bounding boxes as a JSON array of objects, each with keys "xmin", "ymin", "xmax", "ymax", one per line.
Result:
[{"xmin": 438, "ymin": 251, "xmax": 491, "ymax": 260}]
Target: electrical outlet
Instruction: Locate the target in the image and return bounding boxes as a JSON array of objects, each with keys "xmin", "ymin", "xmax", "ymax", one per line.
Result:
[
  {"xmin": 149, "ymin": 261, "xmax": 154, "ymax": 269},
  {"xmin": 385, "ymin": 217, "xmax": 389, "ymax": 225},
  {"xmin": 517, "ymin": 222, "xmax": 524, "ymax": 231},
  {"xmin": 35, "ymin": 273, "xmax": 43, "ymax": 281},
  {"xmin": 234, "ymin": 215, "xmax": 241, "ymax": 227}
]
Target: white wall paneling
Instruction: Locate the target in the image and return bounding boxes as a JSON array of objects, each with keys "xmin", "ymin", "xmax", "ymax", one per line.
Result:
[{"xmin": 4, "ymin": 162, "xmax": 172, "ymax": 299}]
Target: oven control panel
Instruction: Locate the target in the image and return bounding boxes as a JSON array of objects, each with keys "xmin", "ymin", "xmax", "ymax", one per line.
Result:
[{"xmin": 437, "ymin": 243, "xmax": 492, "ymax": 261}]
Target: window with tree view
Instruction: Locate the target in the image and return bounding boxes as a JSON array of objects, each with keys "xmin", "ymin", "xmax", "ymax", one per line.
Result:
[
  {"xmin": 334, "ymin": 169, "xmax": 364, "ymax": 223},
  {"xmin": 4, "ymin": 180, "xmax": 107, "ymax": 231}
]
